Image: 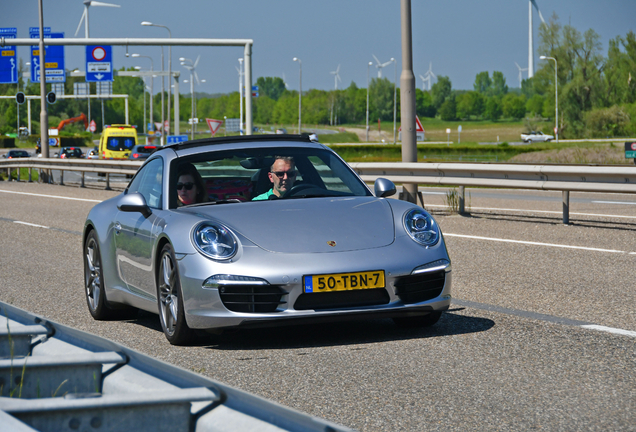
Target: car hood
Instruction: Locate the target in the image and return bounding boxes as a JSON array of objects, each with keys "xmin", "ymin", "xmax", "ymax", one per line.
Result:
[{"xmin": 185, "ymin": 196, "xmax": 396, "ymax": 253}]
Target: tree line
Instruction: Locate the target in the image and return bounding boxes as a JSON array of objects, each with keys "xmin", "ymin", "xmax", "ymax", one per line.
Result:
[{"xmin": 1, "ymin": 15, "xmax": 634, "ymax": 138}]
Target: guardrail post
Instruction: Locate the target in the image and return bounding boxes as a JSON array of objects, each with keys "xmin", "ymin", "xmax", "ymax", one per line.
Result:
[
  {"xmin": 6, "ymin": 168, "xmax": 9, "ymax": 180},
  {"xmin": 28, "ymin": 167, "xmax": 32, "ymax": 182},
  {"xmin": 16, "ymin": 167, "xmax": 21, "ymax": 182},
  {"xmin": 562, "ymin": 191, "xmax": 570, "ymax": 224},
  {"xmin": 81, "ymin": 171, "xmax": 85, "ymax": 188},
  {"xmin": 459, "ymin": 186, "xmax": 465, "ymax": 214},
  {"xmin": 105, "ymin": 173, "xmax": 112, "ymax": 191},
  {"xmin": 59, "ymin": 170, "xmax": 64, "ymax": 186}
]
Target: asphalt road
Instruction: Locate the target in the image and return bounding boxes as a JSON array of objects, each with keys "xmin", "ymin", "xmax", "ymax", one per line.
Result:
[{"xmin": 0, "ymin": 180, "xmax": 634, "ymax": 431}]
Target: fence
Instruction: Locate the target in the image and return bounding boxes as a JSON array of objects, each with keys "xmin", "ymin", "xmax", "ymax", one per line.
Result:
[{"xmin": 2, "ymin": 158, "xmax": 636, "ymax": 223}]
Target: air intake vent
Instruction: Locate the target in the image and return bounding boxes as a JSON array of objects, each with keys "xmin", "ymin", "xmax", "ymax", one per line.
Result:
[
  {"xmin": 395, "ymin": 270, "xmax": 445, "ymax": 304},
  {"xmin": 294, "ymin": 288, "xmax": 390, "ymax": 310},
  {"xmin": 219, "ymin": 285, "xmax": 286, "ymax": 313}
]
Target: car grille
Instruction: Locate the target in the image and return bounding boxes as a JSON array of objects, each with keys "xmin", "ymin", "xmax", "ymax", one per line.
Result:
[
  {"xmin": 219, "ymin": 285, "xmax": 286, "ymax": 313},
  {"xmin": 294, "ymin": 288, "xmax": 390, "ymax": 311},
  {"xmin": 394, "ymin": 270, "xmax": 445, "ymax": 304}
]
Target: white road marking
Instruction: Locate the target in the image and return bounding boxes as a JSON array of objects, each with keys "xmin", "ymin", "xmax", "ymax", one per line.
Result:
[
  {"xmin": 580, "ymin": 325, "xmax": 636, "ymax": 338},
  {"xmin": 14, "ymin": 221, "xmax": 50, "ymax": 229},
  {"xmin": 444, "ymin": 232, "xmax": 631, "ymax": 254},
  {"xmin": 0, "ymin": 189, "xmax": 102, "ymax": 203},
  {"xmin": 591, "ymin": 200, "xmax": 636, "ymax": 205},
  {"xmin": 426, "ymin": 204, "xmax": 636, "ymax": 220}
]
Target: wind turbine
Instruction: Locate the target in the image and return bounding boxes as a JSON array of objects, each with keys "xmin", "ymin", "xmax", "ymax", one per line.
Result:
[
  {"xmin": 372, "ymin": 54, "xmax": 392, "ymax": 78},
  {"xmin": 515, "ymin": 62, "xmax": 529, "ymax": 87},
  {"xmin": 528, "ymin": 0, "xmax": 546, "ymax": 78},
  {"xmin": 74, "ymin": 0, "xmax": 121, "ymax": 38},
  {"xmin": 282, "ymin": 73, "xmax": 289, "ymax": 89},
  {"xmin": 419, "ymin": 62, "xmax": 436, "ymax": 90},
  {"xmin": 330, "ymin": 64, "xmax": 341, "ymax": 90},
  {"xmin": 419, "ymin": 74, "xmax": 430, "ymax": 91}
]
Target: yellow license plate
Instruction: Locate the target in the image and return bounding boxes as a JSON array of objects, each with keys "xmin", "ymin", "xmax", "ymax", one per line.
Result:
[{"xmin": 303, "ymin": 271, "xmax": 385, "ymax": 293}]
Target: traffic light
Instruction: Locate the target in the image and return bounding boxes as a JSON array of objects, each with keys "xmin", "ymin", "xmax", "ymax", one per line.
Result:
[
  {"xmin": 46, "ymin": 91, "xmax": 56, "ymax": 104},
  {"xmin": 16, "ymin": 92, "xmax": 25, "ymax": 104}
]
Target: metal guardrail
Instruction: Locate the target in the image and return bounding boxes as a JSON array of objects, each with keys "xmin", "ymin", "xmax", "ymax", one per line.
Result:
[
  {"xmin": 350, "ymin": 162, "xmax": 636, "ymax": 223},
  {"xmin": 0, "ymin": 301, "xmax": 353, "ymax": 432},
  {"xmin": 2, "ymin": 159, "xmax": 636, "ymax": 223},
  {"xmin": 1, "ymin": 158, "xmax": 142, "ymax": 190}
]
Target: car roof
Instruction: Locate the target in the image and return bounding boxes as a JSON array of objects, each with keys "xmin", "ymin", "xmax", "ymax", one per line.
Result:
[{"xmin": 151, "ymin": 134, "xmax": 323, "ymax": 159}]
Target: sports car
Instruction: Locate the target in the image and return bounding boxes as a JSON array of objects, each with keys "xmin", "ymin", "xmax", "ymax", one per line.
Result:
[{"xmin": 83, "ymin": 134, "xmax": 452, "ymax": 345}]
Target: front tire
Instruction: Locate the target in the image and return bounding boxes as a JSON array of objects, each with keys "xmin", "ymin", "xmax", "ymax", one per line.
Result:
[
  {"xmin": 393, "ymin": 311, "xmax": 442, "ymax": 328},
  {"xmin": 84, "ymin": 231, "xmax": 115, "ymax": 320},
  {"xmin": 157, "ymin": 243, "xmax": 195, "ymax": 345}
]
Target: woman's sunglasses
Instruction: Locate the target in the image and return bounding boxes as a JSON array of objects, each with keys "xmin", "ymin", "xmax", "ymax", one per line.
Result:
[{"xmin": 176, "ymin": 182, "xmax": 194, "ymax": 191}]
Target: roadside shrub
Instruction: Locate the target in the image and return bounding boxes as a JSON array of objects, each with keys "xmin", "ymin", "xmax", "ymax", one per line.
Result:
[
  {"xmin": 0, "ymin": 137, "xmax": 16, "ymax": 148},
  {"xmin": 584, "ymin": 105, "xmax": 631, "ymax": 137}
]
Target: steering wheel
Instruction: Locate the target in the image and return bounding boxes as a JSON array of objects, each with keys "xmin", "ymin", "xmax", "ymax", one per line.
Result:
[{"xmin": 283, "ymin": 183, "xmax": 315, "ymax": 198}]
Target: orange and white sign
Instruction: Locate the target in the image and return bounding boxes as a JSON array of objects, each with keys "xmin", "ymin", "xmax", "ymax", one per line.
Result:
[
  {"xmin": 415, "ymin": 116, "xmax": 424, "ymax": 132},
  {"xmin": 206, "ymin": 118, "xmax": 223, "ymax": 137},
  {"xmin": 398, "ymin": 116, "xmax": 425, "ymax": 132}
]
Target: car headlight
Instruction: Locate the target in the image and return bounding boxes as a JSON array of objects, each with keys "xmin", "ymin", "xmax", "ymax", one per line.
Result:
[
  {"xmin": 403, "ymin": 208, "xmax": 439, "ymax": 247},
  {"xmin": 193, "ymin": 223, "xmax": 238, "ymax": 260}
]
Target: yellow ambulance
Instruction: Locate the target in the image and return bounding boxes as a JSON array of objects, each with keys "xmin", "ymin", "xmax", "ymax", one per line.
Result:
[{"xmin": 99, "ymin": 124, "xmax": 138, "ymax": 159}]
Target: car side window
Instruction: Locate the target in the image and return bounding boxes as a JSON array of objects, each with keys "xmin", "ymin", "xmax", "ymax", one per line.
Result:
[{"xmin": 127, "ymin": 158, "xmax": 163, "ymax": 209}]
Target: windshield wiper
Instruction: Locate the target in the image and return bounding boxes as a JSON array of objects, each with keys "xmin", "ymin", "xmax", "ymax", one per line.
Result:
[{"xmin": 187, "ymin": 199, "xmax": 242, "ymax": 207}]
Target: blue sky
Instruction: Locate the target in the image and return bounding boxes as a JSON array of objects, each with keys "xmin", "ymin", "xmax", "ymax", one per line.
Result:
[{"xmin": 2, "ymin": 0, "xmax": 635, "ymax": 94}]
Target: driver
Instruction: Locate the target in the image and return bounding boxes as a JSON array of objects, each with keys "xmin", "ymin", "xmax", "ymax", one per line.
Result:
[{"xmin": 252, "ymin": 156, "xmax": 296, "ymax": 200}]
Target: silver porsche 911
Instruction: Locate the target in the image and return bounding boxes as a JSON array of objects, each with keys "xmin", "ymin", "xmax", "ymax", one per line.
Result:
[{"xmin": 83, "ymin": 134, "xmax": 452, "ymax": 345}]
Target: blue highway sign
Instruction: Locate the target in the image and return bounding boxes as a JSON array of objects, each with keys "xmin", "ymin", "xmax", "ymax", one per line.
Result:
[
  {"xmin": 29, "ymin": 28, "xmax": 65, "ymax": 83},
  {"xmin": 167, "ymin": 134, "xmax": 189, "ymax": 144},
  {"xmin": 86, "ymin": 45, "xmax": 113, "ymax": 82},
  {"xmin": 0, "ymin": 28, "xmax": 18, "ymax": 84}
]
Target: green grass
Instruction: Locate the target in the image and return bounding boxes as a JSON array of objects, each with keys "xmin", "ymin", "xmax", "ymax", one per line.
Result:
[
  {"xmin": 329, "ymin": 141, "xmax": 628, "ymax": 164},
  {"xmin": 316, "ymin": 132, "xmax": 359, "ymax": 143}
]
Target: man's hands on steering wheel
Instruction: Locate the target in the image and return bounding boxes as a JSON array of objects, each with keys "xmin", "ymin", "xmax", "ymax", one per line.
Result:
[{"xmin": 282, "ymin": 183, "xmax": 321, "ymax": 198}]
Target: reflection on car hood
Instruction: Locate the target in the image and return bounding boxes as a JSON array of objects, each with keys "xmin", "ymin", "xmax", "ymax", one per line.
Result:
[{"xmin": 186, "ymin": 197, "xmax": 396, "ymax": 253}]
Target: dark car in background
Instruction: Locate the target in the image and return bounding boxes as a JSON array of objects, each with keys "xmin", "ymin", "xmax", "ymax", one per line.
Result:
[
  {"xmin": 56, "ymin": 147, "xmax": 85, "ymax": 159},
  {"xmin": 3, "ymin": 149, "xmax": 30, "ymax": 158},
  {"xmin": 128, "ymin": 145, "xmax": 158, "ymax": 161}
]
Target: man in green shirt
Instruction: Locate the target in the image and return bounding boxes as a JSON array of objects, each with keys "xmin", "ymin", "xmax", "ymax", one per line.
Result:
[{"xmin": 252, "ymin": 156, "xmax": 296, "ymax": 200}]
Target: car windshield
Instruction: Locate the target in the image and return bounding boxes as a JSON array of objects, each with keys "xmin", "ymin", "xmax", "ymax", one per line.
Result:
[
  {"xmin": 106, "ymin": 137, "xmax": 135, "ymax": 151},
  {"xmin": 169, "ymin": 146, "xmax": 371, "ymax": 208}
]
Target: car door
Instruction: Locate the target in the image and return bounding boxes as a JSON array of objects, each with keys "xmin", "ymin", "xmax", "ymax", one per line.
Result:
[{"xmin": 114, "ymin": 158, "xmax": 165, "ymax": 298}]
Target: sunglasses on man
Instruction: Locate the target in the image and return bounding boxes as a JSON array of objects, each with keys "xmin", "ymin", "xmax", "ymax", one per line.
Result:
[{"xmin": 271, "ymin": 170, "xmax": 297, "ymax": 179}]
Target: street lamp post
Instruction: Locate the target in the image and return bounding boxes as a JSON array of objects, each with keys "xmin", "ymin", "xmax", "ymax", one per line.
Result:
[
  {"xmin": 366, "ymin": 61, "xmax": 372, "ymax": 141},
  {"xmin": 132, "ymin": 54, "xmax": 154, "ymax": 141},
  {"xmin": 238, "ymin": 58, "xmax": 243, "ymax": 133},
  {"xmin": 540, "ymin": 55, "xmax": 558, "ymax": 143},
  {"xmin": 391, "ymin": 57, "xmax": 397, "ymax": 144},
  {"xmin": 142, "ymin": 22, "xmax": 171, "ymax": 142},
  {"xmin": 180, "ymin": 57, "xmax": 196, "ymax": 140},
  {"xmin": 293, "ymin": 57, "xmax": 302, "ymax": 134}
]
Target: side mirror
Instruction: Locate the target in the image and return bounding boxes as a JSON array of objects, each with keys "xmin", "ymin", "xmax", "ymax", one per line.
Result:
[
  {"xmin": 117, "ymin": 192, "xmax": 151, "ymax": 217},
  {"xmin": 374, "ymin": 178, "xmax": 397, "ymax": 198}
]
